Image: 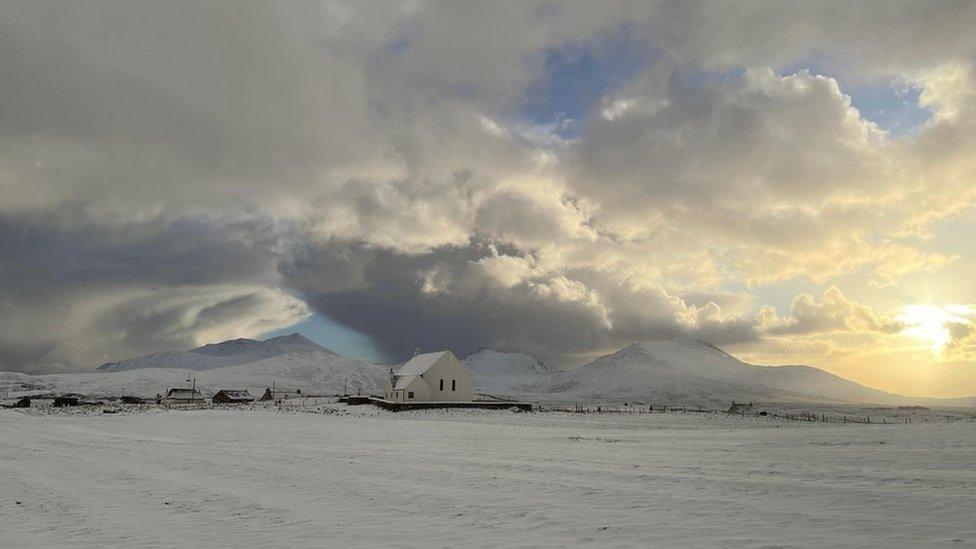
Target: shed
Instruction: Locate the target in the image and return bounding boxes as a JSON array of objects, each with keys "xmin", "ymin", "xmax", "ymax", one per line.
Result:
[
  {"xmin": 726, "ymin": 401, "xmax": 754, "ymax": 415},
  {"xmin": 1, "ymin": 396, "xmax": 31, "ymax": 408},
  {"xmin": 258, "ymin": 387, "xmax": 301, "ymax": 402},
  {"xmin": 212, "ymin": 389, "xmax": 254, "ymax": 404},
  {"xmin": 384, "ymin": 350, "xmax": 474, "ymax": 402}
]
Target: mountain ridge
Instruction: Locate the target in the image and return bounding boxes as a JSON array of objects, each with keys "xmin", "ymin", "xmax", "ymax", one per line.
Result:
[
  {"xmin": 5, "ymin": 335, "xmax": 974, "ymax": 406},
  {"xmin": 534, "ymin": 338, "xmax": 975, "ymax": 406},
  {"xmin": 97, "ymin": 333, "xmax": 334, "ymax": 372}
]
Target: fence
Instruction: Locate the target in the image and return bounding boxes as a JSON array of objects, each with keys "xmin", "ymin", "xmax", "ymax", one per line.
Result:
[
  {"xmin": 536, "ymin": 403, "xmax": 898, "ymax": 424},
  {"xmin": 537, "ymin": 404, "xmax": 719, "ymax": 414},
  {"xmin": 273, "ymin": 396, "xmax": 340, "ymax": 407}
]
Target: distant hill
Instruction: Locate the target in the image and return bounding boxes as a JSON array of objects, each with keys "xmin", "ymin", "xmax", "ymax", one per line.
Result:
[
  {"xmin": 97, "ymin": 333, "xmax": 334, "ymax": 371},
  {"xmin": 461, "ymin": 349, "xmax": 553, "ymax": 394},
  {"xmin": 0, "ymin": 333, "xmax": 386, "ymax": 398},
  {"xmin": 2, "ymin": 350, "xmax": 386, "ymax": 399},
  {"xmin": 529, "ymin": 339, "xmax": 975, "ymax": 407},
  {"xmin": 4, "ymin": 336, "xmax": 975, "ymax": 407}
]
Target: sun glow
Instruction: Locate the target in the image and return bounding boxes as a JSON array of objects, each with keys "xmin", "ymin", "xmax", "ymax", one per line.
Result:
[{"xmin": 898, "ymin": 304, "xmax": 974, "ymax": 358}]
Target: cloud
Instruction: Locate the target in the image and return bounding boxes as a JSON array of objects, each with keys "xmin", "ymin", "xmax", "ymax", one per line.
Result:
[
  {"xmin": 0, "ymin": 213, "xmax": 305, "ymax": 372},
  {"xmin": 279, "ymin": 240, "xmax": 758, "ymax": 365},
  {"xmin": 1, "ymin": 1, "xmax": 976, "ymax": 378},
  {"xmin": 760, "ymin": 287, "xmax": 903, "ymax": 336}
]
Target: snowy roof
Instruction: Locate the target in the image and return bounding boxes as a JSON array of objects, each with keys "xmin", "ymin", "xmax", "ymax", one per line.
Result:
[
  {"xmin": 393, "ymin": 374, "xmax": 421, "ymax": 390},
  {"xmin": 397, "ymin": 351, "xmax": 450, "ymax": 377},
  {"xmin": 166, "ymin": 388, "xmax": 203, "ymax": 398}
]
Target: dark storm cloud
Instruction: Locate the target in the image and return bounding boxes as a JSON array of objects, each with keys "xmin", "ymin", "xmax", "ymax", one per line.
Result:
[
  {"xmin": 0, "ymin": 214, "xmax": 283, "ymax": 292},
  {"xmin": 281, "ymin": 241, "xmax": 758, "ymax": 364},
  {"xmin": 0, "ymin": 213, "xmax": 305, "ymax": 372}
]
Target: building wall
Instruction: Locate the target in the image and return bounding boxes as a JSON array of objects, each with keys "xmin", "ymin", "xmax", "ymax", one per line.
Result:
[
  {"xmin": 420, "ymin": 353, "xmax": 474, "ymax": 401},
  {"xmin": 386, "ymin": 375, "xmax": 431, "ymax": 402}
]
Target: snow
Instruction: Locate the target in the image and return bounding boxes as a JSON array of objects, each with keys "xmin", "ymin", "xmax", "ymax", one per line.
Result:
[{"xmin": 2, "ymin": 406, "xmax": 975, "ymax": 547}]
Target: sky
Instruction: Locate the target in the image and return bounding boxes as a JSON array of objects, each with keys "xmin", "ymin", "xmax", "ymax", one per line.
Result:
[{"xmin": 2, "ymin": 1, "xmax": 976, "ymax": 397}]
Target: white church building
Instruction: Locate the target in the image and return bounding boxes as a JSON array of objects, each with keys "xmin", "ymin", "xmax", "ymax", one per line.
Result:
[{"xmin": 385, "ymin": 350, "xmax": 474, "ymax": 402}]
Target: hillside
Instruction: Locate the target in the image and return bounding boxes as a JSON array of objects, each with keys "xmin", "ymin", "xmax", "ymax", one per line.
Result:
[
  {"xmin": 5, "ymin": 336, "xmax": 975, "ymax": 407},
  {"xmin": 2, "ymin": 344, "xmax": 386, "ymax": 399},
  {"xmin": 531, "ymin": 339, "xmax": 958, "ymax": 406},
  {"xmin": 461, "ymin": 349, "xmax": 553, "ymax": 394},
  {"xmin": 97, "ymin": 333, "xmax": 333, "ymax": 371}
]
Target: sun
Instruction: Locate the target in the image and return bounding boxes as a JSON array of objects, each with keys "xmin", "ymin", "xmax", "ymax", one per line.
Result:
[{"xmin": 898, "ymin": 304, "xmax": 973, "ymax": 358}]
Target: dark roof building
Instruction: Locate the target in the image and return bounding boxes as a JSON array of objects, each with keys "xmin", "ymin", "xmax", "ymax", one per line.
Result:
[
  {"xmin": 212, "ymin": 389, "xmax": 254, "ymax": 404},
  {"xmin": 53, "ymin": 396, "xmax": 80, "ymax": 407}
]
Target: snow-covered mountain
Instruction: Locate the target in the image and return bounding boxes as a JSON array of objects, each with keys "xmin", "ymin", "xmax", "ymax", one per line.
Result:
[
  {"xmin": 2, "ymin": 334, "xmax": 386, "ymax": 398},
  {"xmin": 461, "ymin": 349, "xmax": 553, "ymax": 394},
  {"xmin": 97, "ymin": 333, "xmax": 333, "ymax": 371},
  {"xmin": 531, "ymin": 339, "xmax": 972, "ymax": 406},
  {"xmin": 5, "ymin": 336, "xmax": 975, "ymax": 407},
  {"xmin": 1, "ymin": 352, "xmax": 387, "ymax": 399}
]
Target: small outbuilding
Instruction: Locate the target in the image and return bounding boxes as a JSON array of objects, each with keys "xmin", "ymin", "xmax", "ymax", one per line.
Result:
[
  {"xmin": 161, "ymin": 388, "xmax": 206, "ymax": 405},
  {"xmin": 384, "ymin": 350, "xmax": 474, "ymax": 402},
  {"xmin": 1, "ymin": 396, "xmax": 31, "ymax": 408},
  {"xmin": 258, "ymin": 387, "xmax": 301, "ymax": 402},
  {"xmin": 726, "ymin": 401, "xmax": 754, "ymax": 415},
  {"xmin": 212, "ymin": 389, "xmax": 254, "ymax": 404}
]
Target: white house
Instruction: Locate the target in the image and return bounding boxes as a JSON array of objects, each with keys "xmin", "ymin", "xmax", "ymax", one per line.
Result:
[{"xmin": 385, "ymin": 350, "xmax": 474, "ymax": 402}]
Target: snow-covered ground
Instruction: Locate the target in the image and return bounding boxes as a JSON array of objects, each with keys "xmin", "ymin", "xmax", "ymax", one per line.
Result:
[{"xmin": 3, "ymin": 406, "xmax": 975, "ymax": 548}]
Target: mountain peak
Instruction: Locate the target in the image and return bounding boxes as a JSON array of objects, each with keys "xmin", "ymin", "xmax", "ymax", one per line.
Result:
[
  {"xmin": 97, "ymin": 332, "xmax": 335, "ymax": 371},
  {"xmin": 268, "ymin": 332, "xmax": 307, "ymax": 342},
  {"xmin": 619, "ymin": 338, "xmax": 727, "ymax": 358},
  {"xmin": 192, "ymin": 337, "xmax": 264, "ymax": 356},
  {"xmin": 263, "ymin": 333, "xmax": 337, "ymax": 355},
  {"xmin": 536, "ymin": 338, "xmax": 906, "ymax": 405}
]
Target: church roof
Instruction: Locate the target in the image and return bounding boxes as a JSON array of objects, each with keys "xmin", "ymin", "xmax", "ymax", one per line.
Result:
[{"xmin": 396, "ymin": 351, "xmax": 452, "ymax": 377}]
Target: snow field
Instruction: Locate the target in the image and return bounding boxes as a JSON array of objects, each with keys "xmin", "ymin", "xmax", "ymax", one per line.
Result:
[{"xmin": 2, "ymin": 408, "xmax": 976, "ymax": 548}]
